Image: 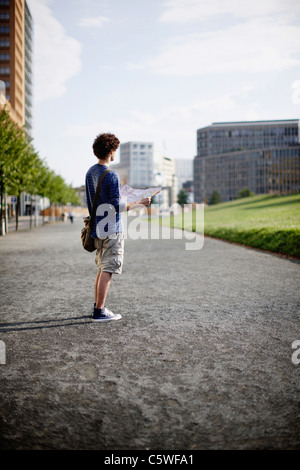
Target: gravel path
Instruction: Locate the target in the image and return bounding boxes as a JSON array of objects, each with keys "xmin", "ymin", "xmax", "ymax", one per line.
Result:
[{"xmin": 0, "ymin": 217, "xmax": 299, "ymax": 450}]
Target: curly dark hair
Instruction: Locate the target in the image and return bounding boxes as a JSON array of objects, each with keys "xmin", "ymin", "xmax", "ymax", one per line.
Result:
[{"xmin": 92, "ymin": 133, "xmax": 120, "ymax": 159}]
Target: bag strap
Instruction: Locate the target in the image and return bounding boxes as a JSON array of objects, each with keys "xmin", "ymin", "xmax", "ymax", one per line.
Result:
[{"xmin": 90, "ymin": 168, "xmax": 111, "ymax": 223}]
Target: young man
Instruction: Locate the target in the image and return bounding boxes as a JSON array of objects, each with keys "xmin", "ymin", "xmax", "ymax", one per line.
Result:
[{"xmin": 85, "ymin": 133, "xmax": 151, "ymax": 322}]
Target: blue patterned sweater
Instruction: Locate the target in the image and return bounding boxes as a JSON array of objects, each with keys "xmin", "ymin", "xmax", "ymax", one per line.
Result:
[{"xmin": 85, "ymin": 164, "xmax": 125, "ymax": 238}]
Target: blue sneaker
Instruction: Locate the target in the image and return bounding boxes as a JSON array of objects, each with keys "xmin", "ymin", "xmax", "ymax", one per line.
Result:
[{"xmin": 92, "ymin": 307, "xmax": 122, "ymax": 322}]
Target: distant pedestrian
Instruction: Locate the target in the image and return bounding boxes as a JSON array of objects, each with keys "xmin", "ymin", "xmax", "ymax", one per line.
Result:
[
  {"xmin": 69, "ymin": 212, "xmax": 74, "ymax": 223},
  {"xmin": 85, "ymin": 133, "xmax": 151, "ymax": 322}
]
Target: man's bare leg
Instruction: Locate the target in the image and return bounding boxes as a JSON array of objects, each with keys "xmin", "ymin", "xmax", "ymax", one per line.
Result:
[
  {"xmin": 95, "ymin": 272, "xmax": 100, "ymax": 305},
  {"xmin": 95, "ymin": 271, "xmax": 112, "ymax": 309}
]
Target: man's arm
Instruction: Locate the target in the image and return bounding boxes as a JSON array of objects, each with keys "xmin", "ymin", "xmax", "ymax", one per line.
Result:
[
  {"xmin": 107, "ymin": 172, "xmax": 152, "ymax": 212},
  {"xmin": 125, "ymin": 197, "xmax": 151, "ymax": 212}
]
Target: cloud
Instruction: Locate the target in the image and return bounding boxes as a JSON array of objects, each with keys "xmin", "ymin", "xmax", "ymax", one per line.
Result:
[
  {"xmin": 27, "ymin": 0, "xmax": 82, "ymax": 101},
  {"xmin": 78, "ymin": 16, "xmax": 110, "ymax": 28},
  {"xmin": 138, "ymin": 19, "xmax": 300, "ymax": 76},
  {"xmin": 131, "ymin": 0, "xmax": 300, "ymax": 77},
  {"xmin": 159, "ymin": 0, "xmax": 300, "ymax": 23},
  {"xmin": 62, "ymin": 86, "xmax": 260, "ymax": 159}
]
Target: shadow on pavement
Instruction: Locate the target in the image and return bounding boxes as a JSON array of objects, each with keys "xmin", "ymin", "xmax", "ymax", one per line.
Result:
[{"xmin": 0, "ymin": 315, "xmax": 91, "ymax": 333}]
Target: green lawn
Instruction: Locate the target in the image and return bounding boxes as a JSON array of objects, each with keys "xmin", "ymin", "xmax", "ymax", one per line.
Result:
[{"xmin": 164, "ymin": 193, "xmax": 300, "ymax": 258}]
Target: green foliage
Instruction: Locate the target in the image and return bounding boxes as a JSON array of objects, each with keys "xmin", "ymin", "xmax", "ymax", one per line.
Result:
[
  {"xmin": 67, "ymin": 185, "xmax": 81, "ymax": 206},
  {"xmin": 237, "ymin": 187, "xmax": 254, "ymax": 198},
  {"xmin": 161, "ymin": 193, "xmax": 300, "ymax": 258},
  {"xmin": 203, "ymin": 226, "xmax": 300, "ymax": 258},
  {"xmin": 177, "ymin": 189, "xmax": 189, "ymax": 206},
  {"xmin": 209, "ymin": 190, "xmax": 221, "ymax": 205},
  {"xmin": 0, "ymin": 107, "xmax": 79, "ymax": 206}
]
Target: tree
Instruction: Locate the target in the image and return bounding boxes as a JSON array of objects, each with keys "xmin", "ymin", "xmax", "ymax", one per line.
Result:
[
  {"xmin": 177, "ymin": 189, "xmax": 189, "ymax": 206},
  {"xmin": 0, "ymin": 109, "xmax": 19, "ymax": 226},
  {"xmin": 0, "ymin": 108, "xmax": 38, "ymax": 230},
  {"xmin": 0, "ymin": 107, "xmax": 80, "ymax": 232},
  {"xmin": 238, "ymin": 187, "xmax": 254, "ymax": 198},
  {"xmin": 26, "ymin": 156, "xmax": 50, "ymax": 227},
  {"xmin": 65, "ymin": 185, "xmax": 81, "ymax": 206},
  {"xmin": 40, "ymin": 170, "xmax": 80, "ymax": 220},
  {"xmin": 6, "ymin": 138, "xmax": 40, "ymax": 230},
  {"xmin": 209, "ymin": 190, "xmax": 221, "ymax": 205}
]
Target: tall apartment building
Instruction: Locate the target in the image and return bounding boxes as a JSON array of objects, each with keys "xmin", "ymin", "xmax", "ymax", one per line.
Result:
[
  {"xmin": 175, "ymin": 159, "xmax": 193, "ymax": 187},
  {"xmin": 116, "ymin": 141, "xmax": 154, "ymax": 187},
  {"xmin": 175, "ymin": 158, "xmax": 193, "ymax": 201},
  {"xmin": 0, "ymin": 0, "xmax": 33, "ymax": 134},
  {"xmin": 194, "ymin": 120, "xmax": 300, "ymax": 203},
  {"xmin": 112, "ymin": 141, "xmax": 178, "ymax": 206},
  {"xmin": 159, "ymin": 154, "xmax": 177, "ymax": 206}
]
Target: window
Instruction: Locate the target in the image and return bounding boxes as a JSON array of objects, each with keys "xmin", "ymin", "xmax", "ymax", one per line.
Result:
[
  {"xmin": 0, "ymin": 13, "xmax": 9, "ymax": 19},
  {"xmin": 0, "ymin": 67, "xmax": 9, "ymax": 74},
  {"xmin": 0, "ymin": 39, "xmax": 9, "ymax": 47},
  {"xmin": 0, "ymin": 53, "xmax": 9, "ymax": 60},
  {"xmin": 0, "ymin": 1, "xmax": 10, "ymax": 5},
  {"xmin": 0, "ymin": 26, "xmax": 10, "ymax": 33}
]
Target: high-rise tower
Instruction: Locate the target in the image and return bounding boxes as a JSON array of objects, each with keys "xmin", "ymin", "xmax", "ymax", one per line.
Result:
[{"xmin": 0, "ymin": 0, "xmax": 33, "ymax": 134}]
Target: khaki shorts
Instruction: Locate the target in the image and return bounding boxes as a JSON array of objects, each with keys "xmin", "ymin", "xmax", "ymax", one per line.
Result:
[{"xmin": 94, "ymin": 233, "xmax": 125, "ymax": 275}]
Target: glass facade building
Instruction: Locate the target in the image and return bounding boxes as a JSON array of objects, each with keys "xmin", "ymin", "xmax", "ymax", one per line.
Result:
[
  {"xmin": 119, "ymin": 141, "xmax": 154, "ymax": 187},
  {"xmin": 24, "ymin": 0, "xmax": 32, "ymax": 135},
  {"xmin": 113, "ymin": 142, "xmax": 178, "ymax": 205},
  {"xmin": 194, "ymin": 120, "xmax": 300, "ymax": 202},
  {"xmin": 0, "ymin": 0, "xmax": 33, "ymax": 134}
]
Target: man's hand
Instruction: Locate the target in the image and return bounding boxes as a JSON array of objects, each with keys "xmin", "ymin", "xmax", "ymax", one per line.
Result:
[
  {"xmin": 126, "ymin": 197, "xmax": 151, "ymax": 212},
  {"xmin": 139, "ymin": 197, "xmax": 151, "ymax": 207}
]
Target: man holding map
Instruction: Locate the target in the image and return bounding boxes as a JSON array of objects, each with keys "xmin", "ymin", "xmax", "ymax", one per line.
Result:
[{"xmin": 85, "ymin": 133, "xmax": 158, "ymax": 322}]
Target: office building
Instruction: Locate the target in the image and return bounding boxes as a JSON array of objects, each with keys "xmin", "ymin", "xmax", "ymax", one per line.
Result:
[
  {"xmin": 194, "ymin": 120, "xmax": 300, "ymax": 202},
  {"xmin": 0, "ymin": 0, "xmax": 33, "ymax": 134},
  {"xmin": 175, "ymin": 158, "xmax": 193, "ymax": 202},
  {"xmin": 157, "ymin": 154, "xmax": 177, "ymax": 206},
  {"xmin": 175, "ymin": 159, "xmax": 193, "ymax": 190},
  {"xmin": 113, "ymin": 141, "xmax": 178, "ymax": 206},
  {"xmin": 116, "ymin": 141, "xmax": 154, "ymax": 187}
]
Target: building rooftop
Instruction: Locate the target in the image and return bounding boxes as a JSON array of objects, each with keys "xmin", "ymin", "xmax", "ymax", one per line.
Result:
[{"xmin": 210, "ymin": 119, "xmax": 300, "ymax": 127}]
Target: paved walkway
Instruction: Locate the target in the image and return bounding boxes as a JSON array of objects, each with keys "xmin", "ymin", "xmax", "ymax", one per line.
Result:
[{"xmin": 0, "ymin": 217, "xmax": 299, "ymax": 450}]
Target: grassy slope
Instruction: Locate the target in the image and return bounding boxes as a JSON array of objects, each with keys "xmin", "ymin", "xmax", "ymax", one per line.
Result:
[{"xmin": 167, "ymin": 193, "xmax": 300, "ymax": 258}]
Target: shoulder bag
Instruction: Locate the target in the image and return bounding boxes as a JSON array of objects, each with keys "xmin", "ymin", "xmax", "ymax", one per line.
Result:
[{"xmin": 81, "ymin": 168, "xmax": 111, "ymax": 252}]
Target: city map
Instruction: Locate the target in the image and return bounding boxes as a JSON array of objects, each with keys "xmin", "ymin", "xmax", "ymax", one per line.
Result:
[{"xmin": 120, "ymin": 185, "xmax": 161, "ymax": 203}]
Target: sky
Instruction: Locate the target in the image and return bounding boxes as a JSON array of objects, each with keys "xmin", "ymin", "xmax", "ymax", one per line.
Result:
[{"xmin": 26, "ymin": 0, "xmax": 300, "ymax": 187}]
